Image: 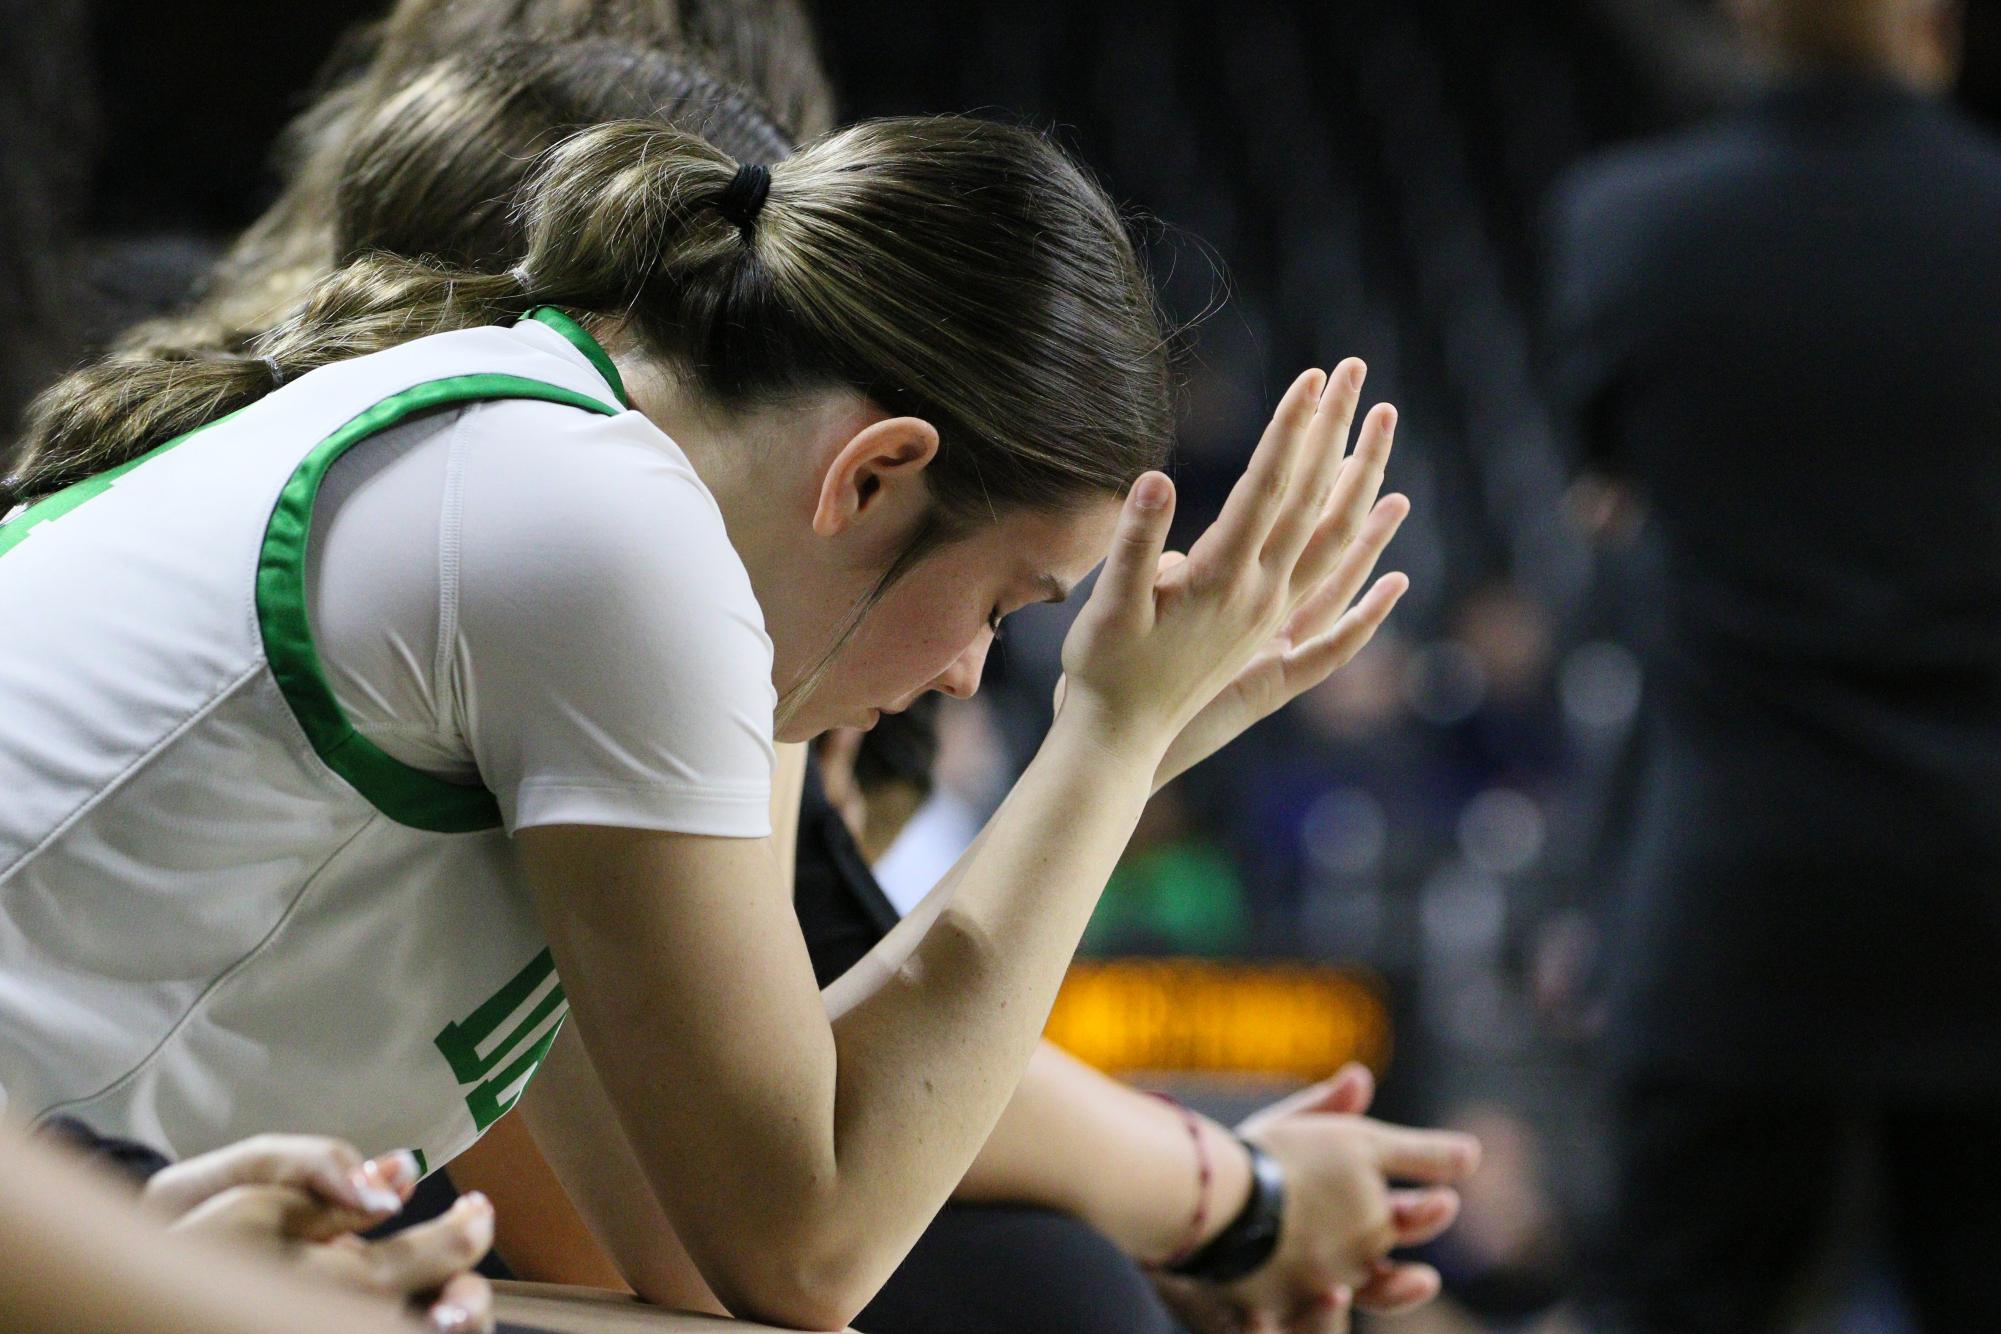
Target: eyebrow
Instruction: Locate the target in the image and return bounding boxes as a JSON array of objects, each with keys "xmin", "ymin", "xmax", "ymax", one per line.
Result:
[{"xmin": 1036, "ymin": 573, "xmax": 1073, "ymax": 604}]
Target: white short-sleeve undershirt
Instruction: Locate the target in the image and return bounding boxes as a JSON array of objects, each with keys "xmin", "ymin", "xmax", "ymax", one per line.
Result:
[{"xmin": 303, "ymin": 352, "xmax": 777, "ymax": 838}]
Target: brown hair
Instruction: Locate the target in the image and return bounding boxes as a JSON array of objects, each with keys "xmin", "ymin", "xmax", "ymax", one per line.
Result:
[
  {"xmin": 117, "ymin": 0, "xmax": 833, "ymax": 356},
  {"xmin": 18, "ymin": 117, "xmax": 1174, "ymax": 544},
  {"xmin": 333, "ymin": 39, "xmax": 796, "ymax": 275}
]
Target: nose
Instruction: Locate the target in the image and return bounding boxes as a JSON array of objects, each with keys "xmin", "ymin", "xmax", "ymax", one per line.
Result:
[{"xmin": 932, "ymin": 631, "xmax": 993, "ymax": 700}]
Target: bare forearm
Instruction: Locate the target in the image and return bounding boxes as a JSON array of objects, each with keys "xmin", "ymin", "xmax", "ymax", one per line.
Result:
[
  {"xmin": 957, "ymin": 1042, "xmax": 1252, "ymax": 1262},
  {"xmin": 817, "ymin": 717, "xmax": 1158, "ymax": 1283},
  {"xmin": 522, "ymin": 716, "xmax": 1159, "ymax": 1323}
]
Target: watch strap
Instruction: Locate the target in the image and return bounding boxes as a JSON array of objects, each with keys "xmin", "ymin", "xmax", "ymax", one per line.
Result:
[{"xmin": 1166, "ymin": 1136, "xmax": 1286, "ymax": 1285}]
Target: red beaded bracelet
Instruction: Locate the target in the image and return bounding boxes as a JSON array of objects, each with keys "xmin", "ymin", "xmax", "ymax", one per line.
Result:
[{"xmin": 1144, "ymin": 1092, "xmax": 1213, "ymax": 1270}]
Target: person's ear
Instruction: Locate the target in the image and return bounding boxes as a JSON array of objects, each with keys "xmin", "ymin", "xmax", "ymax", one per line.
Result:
[{"xmin": 812, "ymin": 416, "xmax": 941, "ymax": 537}]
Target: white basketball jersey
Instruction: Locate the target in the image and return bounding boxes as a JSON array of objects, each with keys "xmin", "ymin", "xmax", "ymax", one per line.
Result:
[{"xmin": 0, "ymin": 310, "xmax": 628, "ymax": 1174}]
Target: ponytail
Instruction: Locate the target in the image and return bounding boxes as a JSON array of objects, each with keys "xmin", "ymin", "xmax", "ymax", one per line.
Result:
[
  {"xmin": 18, "ymin": 113, "xmax": 1173, "ymax": 545},
  {"xmin": 12, "ymin": 267, "xmax": 529, "ymax": 501}
]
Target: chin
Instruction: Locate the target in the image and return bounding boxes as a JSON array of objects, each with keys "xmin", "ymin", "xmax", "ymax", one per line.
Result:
[{"xmin": 773, "ymin": 704, "xmax": 877, "ymax": 744}]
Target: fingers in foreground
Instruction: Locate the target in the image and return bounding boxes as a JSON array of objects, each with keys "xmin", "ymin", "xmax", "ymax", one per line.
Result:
[
  {"xmin": 1095, "ymin": 471, "xmax": 1176, "ymax": 622},
  {"xmin": 1289, "ymin": 404, "xmax": 1399, "ymax": 596},
  {"xmin": 364, "ymin": 1192, "xmax": 495, "ymax": 1295},
  {"xmin": 1354, "ymin": 1261, "xmax": 1443, "ymax": 1315},
  {"xmin": 337, "ymin": 1150, "xmax": 413, "ymax": 1214},
  {"xmin": 237, "ymin": 1134, "xmax": 381, "ymax": 1214},
  {"xmin": 1237, "ymin": 1062, "xmax": 1375, "ymax": 1136},
  {"xmin": 1320, "ymin": 1064, "xmax": 1375, "ymax": 1117},
  {"xmin": 149, "ymin": 1133, "xmax": 373, "ymax": 1218},
  {"xmin": 1362, "ymin": 1123, "xmax": 1483, "ymax": 1183},
  {"xmin": 1388, "ymin": 1186, "xmax": 1462, "ymax": 1246},
  {"xmin": 1260, "ymin": 360, "xmax": 1368, "ymax": 571},
  {"xmin": 176, "ymin": 1179, "xmax": 385, "ymax": 1247},
  {"xmin": 1239, "ymin": 1305, "xmax": 1286, "ymax": 1334},
  {"xmin": 1286, "ymin": 1284, "xmax": 1353, "ymax": 1334},
  {"xmin": 372, "ymin": 1149, "xmax": 422, "ymax": 1198},
  {"xmin": 427, "ymin": 1270, "xmax": 496, "ymax": 1333},
  {"xmin": 280, "ymin": 1188, "xmax": 409, "ymax": 1245},
  {"xmin": 1280, "ymin": 572, "xmax": 1411, "ymax": 689},
  {"xmin": 1284, "ymin": 493, "xmax": 1410, "ymax": 642},
  {"xmin": 1203, "ymin": 368, "xmax": 1328, "ymax": 570}
]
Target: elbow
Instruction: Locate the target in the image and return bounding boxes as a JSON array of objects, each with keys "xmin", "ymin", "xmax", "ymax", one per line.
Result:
[
  {"xmin": 682, "ymin": 1201, "xmax": 885, "ymax": 1332},
  {"xmin": 723, "ymin": 1290, "xmax": 862, "ymax": 1333},
  {"xmin": 704, "ymin": 1245, "xmax": 879, "ymax": 1332}
]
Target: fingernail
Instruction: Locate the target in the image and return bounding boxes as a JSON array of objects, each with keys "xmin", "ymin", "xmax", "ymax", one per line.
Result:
[
  {"xmin": 1349, "ymin": 361, "xmax": 1367, "ymax": 388},
  {"xmin": 1133, "ymin": 475, "xmax": 1169, "ymax": 511},
  {"xmin": 458, "ymin": 1190, "xmax": 492, "ymax": 1216},
  {"xmin": 378, "ymin": 1149, "xmax": 421, "ymax": 1189},
  {"xmin": 429, "ymin": 1304, "xmax": 472, "ymax": 1332},
  {"xmin": 349, "ymin": 1167, "xmax": 401, "ymax": 1214}
]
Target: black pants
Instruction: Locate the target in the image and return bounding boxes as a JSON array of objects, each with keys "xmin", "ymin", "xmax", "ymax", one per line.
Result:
[
  {"xmin": 1583, "ymin": 1082, "xmax": 2001, "ymax": 1333},
  {"xmin": 855, "ymin": 1203, "xmax": 1179, "ymax": 1334},
  {"xmin": 416, "ymin": 1168, "xmax": 1178, "ymax": 1334}
]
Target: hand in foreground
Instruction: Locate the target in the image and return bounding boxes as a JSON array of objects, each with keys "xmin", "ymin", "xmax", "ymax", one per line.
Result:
[
  {"xmin": 1156, "ymin": 1066, "xmax": 1480, "ymax": 1334},
  {"xmin": 144, "ymin": 1133, "xmax": 415, "ymax": 1222},
  {"xmin": 1057, "ymin": 360, "xmax": 1408, "ymax": 782},
  {"xmin": 149, "ymin": 1135, "xmax": 495, "ymax": 1332}
]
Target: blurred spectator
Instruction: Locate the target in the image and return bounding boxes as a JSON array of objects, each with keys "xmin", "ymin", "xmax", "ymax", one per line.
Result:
[
  {"xmin": 874, "ymin": 696, "xmax": 1009, "ymax": 915},
  {"xmin": 1546, "ymin": 1, "xmax": 2001, "ymax": 1329}
]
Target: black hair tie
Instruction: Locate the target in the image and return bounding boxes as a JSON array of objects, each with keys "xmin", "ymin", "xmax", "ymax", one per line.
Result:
[{"xmin": 716, "ymin": 162, "xmax": 772, "ymax": 238}]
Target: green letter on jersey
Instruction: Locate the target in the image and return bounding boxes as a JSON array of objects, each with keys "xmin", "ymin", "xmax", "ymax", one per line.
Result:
[{"xmin": 433, "ymin": 947, "xmax": 567, "ymax": 1131}]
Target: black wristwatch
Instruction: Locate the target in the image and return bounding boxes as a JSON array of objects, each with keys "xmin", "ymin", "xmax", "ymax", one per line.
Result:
[{"xmin": 1166, "ymin": 1136, "xmax": 1287, "ymax": 1285}]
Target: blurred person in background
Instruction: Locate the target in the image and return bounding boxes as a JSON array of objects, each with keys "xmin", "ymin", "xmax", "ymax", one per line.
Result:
[{"xmin": 1545, "ymin": 1, "xmax": 2001, "ymax": 1329}]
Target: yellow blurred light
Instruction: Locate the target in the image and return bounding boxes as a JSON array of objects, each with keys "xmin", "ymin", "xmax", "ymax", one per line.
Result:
[{"xmin": 1045, "ymin": 958, "xmax": 1391, "ymax": 1077}]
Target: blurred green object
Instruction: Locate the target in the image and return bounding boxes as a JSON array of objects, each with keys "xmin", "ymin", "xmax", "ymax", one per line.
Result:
[{"xmin": 1085, "ymin": 839, "xmax": 1246, "ymax": 955}]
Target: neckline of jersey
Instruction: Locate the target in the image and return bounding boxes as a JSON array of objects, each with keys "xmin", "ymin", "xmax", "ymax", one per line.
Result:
[{"xmin": 521, "ymin": 307, "xmax": 632, "ymax": 410}]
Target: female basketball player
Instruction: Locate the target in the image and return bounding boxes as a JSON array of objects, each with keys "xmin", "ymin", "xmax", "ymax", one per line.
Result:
[{"xmin": 2, "ymin": 84, "xmax": 1410, "ymax": 1334}]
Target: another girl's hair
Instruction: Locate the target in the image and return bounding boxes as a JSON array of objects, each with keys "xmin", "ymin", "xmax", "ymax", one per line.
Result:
[
  {"xmin": 332, "ymin": 39, "xmax": 796, "ymax": 275},
  {"xmin": 21, "ymin": 117, "xmax": 1174, "ymax": 541},
  {"xmin": 119, "ymin": 0, "xmax": 833, "ymax": 355}
]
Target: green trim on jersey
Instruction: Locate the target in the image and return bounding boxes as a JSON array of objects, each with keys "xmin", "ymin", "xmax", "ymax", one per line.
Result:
[
  {"xmin": 0, "ymin": 408, "xmax": 249, "ymax": 559},
  {"xmin": 257, "ymin": 373, "xmax": 622, "ymax": 832},
  {"xmin": 523, "ymin": 307, "xmax": 631, "ymax": 409}
]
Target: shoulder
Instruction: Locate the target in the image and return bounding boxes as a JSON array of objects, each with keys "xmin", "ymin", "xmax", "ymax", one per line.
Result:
[
  {"xmin": 450, "ymin": 400, "xmax": 760, "ymax": 638},
  {"xmin": 1550, "ymin": 121, "xmax": 1751, "ymax": 245}
]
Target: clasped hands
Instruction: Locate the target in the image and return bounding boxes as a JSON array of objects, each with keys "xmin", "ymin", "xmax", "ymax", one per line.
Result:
[
  {"xmin": 143, "ymin": 1134, "xmax": 496, "ymax": 1332},
  {"xmin": 1054, "ymin": 357, "xmax": 1409, "ymax": 792}
]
